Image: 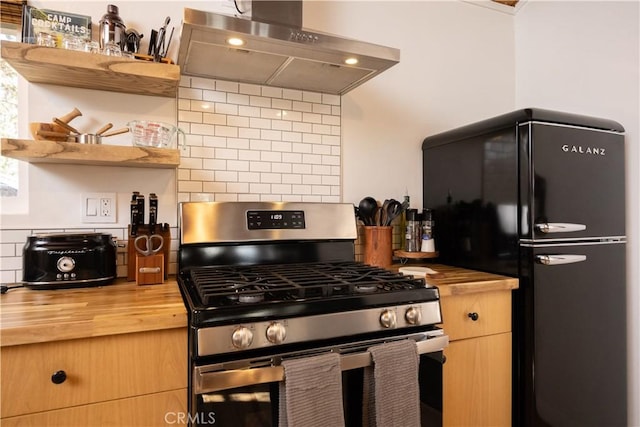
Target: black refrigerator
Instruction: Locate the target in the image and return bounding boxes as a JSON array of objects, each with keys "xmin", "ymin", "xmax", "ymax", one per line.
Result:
[{"xmin": 422, "ymin": 108, "xmax": 627, "ymax": 427}]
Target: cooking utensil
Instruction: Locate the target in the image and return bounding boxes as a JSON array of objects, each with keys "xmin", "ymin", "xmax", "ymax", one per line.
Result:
[
  {"xmin": 52, "ymin": 118, "xmax": 80, "ymax": 134},
  {"xmin": 75, "ymin": 128, "xmax": 129, "ymax": 144},
  {"xmin": 358, "ymin": 197, "xmax": 379, "ymax": 226},
  {"xmin": 384, "ymin": 199, "xmax": 404, "ymax": 226},
  {"xmin": 379, "ymin": 199, "xmax": 390, "ymax": 226},
  {"xmin": 57, "ymin": 107, "xmax": 82, "ymax": 125},
  {"xmin": 95, "ymin": 123, "xmax": 113, "ymax": 135},
  {"xmin": 35, "ymin": 129, "xmax": 74, "ymax": 141},
  {"xmin": 134, "ymin": 234, "xmax": 164, "ymax": 256}
]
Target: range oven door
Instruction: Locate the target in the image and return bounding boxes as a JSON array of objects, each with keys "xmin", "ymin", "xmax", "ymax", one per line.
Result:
[{"xmin": 190, "ymin": 333, "xmax": 448, "ymax": 427}]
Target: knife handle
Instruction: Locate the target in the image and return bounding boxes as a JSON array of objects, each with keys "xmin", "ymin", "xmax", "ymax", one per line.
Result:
[
  {"xmin": 136, "ymin": 194, "xmax": 145, "ymax": 226},
  {"xmin": 149, "ymin": 193, "xmax": 158, "ymax": 234},
  {"xmin": 130, "ymin": 200, "xmax": 139, "ymax": 236}
]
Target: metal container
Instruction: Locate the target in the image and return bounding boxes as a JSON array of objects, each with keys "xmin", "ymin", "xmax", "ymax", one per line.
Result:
[
  {"xmin": 98, "ymin": 4, "xmax": 126, "ymax": 50},
  {"xmin": 22, "ymin": 232, "xmax": 117, "ymax": 289}
]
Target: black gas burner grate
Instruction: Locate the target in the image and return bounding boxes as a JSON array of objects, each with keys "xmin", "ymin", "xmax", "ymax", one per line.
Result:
[{"xmin": 188, "ymin": 261, "xmax": 427, "ymax": 306}]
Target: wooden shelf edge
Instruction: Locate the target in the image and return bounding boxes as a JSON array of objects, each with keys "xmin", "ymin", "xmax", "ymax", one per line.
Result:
[
  {"xmin": 1, "ymin": 41, "xmax": 180, "ymax": 98},
  {"xmin": 2, "ymin": 138, "xmax": 180, "ymax": 169}
]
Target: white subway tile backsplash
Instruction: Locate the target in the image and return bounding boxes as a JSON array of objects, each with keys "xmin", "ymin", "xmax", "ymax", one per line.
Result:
[
  {"xmin": 190, "ymin": 147, "xmax": 216, "ymax": 159},
  {"xmin": 240, "ymin": 83, "xmax": 262, "ymax": 96},
  {"xmin": 215, "ymin": 148, "xmax": 239, "ymax": 160},
  {"xmin": 203, "ymin": 136, "xmax": 227, "ymax": 148},
  {"xmin": 249, "ymin": 117, "xmax": 272, "ymax": 129},
  {"xmin": 227, "ymin": 160, "xmax": 250, "ymax": 172},
  {"xmin": 191, "ymin": 77, "xmax": 216, "ymax": 90},
  {"xmin": 176, "ymin": 77, "xmax": 342, "ymax": 209},
  {"xmin": 262, "ymin": 86, "xmax": 283, "ymax": 98},
  {"xmin": 239, "ymin": 128, "xmax": 261, "ymax": 139},
  {"xmin": 179, "ymin": 87, "xmax": 203, "ymax": 100},
  {"xmin": 238, "ymin": 149, "xmax": 261, "ymax": 161},
  {"xmin": 215, "ymin": 103, "xmax": 238, "ymax": 115},
  {"xmin": 203, "ymin": 158, "xmax": 226, "ymax": 170},
  {"xmin": 227, "ymin": 93, "xmax": 250, "ymax": 105},
  {"xmin": 272, "ymin": 120, "xmax": 293, "ymax": 132},
  {"xmin": 203, "ymin": 181, "xmax": 227, "ymax": 193},
  {"xmin": 238, "ymin": 171, "xmax": 261, "ymax": 182},
  {"xmin": 228, "ymin": 116, "xmax": 250, "ymax": 128},
  {"xmin": 179, "ymin": 181, "xmax": 204, "ymax": 193},
  {"xmin": 291, "ymin": 122, "xmax": 311, "ymax": 133},
  {"xmin": 261, "ymin": 129, "xmax": 282, "ymax": 141},
  {"xmin": 282, "ymin": 89, "xmax": 303, "ymax": 101},
  {"xmin": 203, "ymin": 113, "xmax": 227, "ymax": 125},
  {"xmin": 282, "ymin": 174, "xmax": 302, "ymax": 184},
  {"xmin": 203, "ymin": 91, "xmax": 226, "ymax": 103},
  {"xmin": 215, "ymin": 171, "xmax": 239, "ymax": 182},
  {"xmin": 292, "ymin": 101, "xmax": 312, "ymax": 113},
  {"xmin": 303, "ymin": 92, "xmax": 322, "ymax": 103},
  {"xmin": 250, "ymin": 183, "xmax": 272, "ymax": 194},
  {"xmin": 302, "ymin": 112, "xmax": 322, "ymax": 124},
  {"xmin": 272, "ymin": 98, "xmax": 292, "ymax": 110},
  {"xmin": 191, "ymin": 123, "xmax": 217, "ymax": 136},
  {"xmin": 1, "ymin": 243, "xmax": 15, "ymax": 257},
  {"xmin": 261, "ymin": 151, "xmax": 282, "ymax": 163},
  {"xmin": 216, "ymin": 80, "xmax": 239, "ymax": 93}
]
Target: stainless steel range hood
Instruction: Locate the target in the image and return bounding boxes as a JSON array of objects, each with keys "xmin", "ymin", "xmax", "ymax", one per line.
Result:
[{"xmin": 177, "ymin": 3, "xmax": 400, "ymax": 95}]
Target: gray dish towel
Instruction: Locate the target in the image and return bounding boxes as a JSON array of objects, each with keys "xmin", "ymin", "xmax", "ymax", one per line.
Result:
[
  {"xmin": 279, "ymin": 352, "xmax": 345, "ymax": 427},
  {"xmin": 363, "ymin": 340, "xmax": 421, "ymax": 427}
]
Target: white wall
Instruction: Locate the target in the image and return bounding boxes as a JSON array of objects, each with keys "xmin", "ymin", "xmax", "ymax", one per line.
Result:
[
  {"xmin": 514, "ymin": 1, "xmax": 640, "ymax": 424},
  {"xmin": 304, "ymin": 0, "xmax": 516, "ymax": 208}
]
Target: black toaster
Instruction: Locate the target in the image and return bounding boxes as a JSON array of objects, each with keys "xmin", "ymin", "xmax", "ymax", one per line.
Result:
[{"xmin": 22, "ymin": 232, "xmax": 117, "ymax": 289}]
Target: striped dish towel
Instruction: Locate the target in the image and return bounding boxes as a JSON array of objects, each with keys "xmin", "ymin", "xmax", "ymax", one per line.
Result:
[
  {"xmin": 279, "ymin": 352, "xmax": 345, "ymax": 427},
  {"xmin": 363, "ymin": 340, "xmax": 420, "ymax": 427}
]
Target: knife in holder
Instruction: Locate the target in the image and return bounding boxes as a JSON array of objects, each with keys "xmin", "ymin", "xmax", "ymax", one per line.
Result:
[{"xmin": 127, "ymin": 223, "xmax": 170, "ymax": 282}]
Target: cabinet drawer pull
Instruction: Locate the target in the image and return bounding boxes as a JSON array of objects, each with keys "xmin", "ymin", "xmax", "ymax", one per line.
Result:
[
  {"xmin": 468, "ymin": 312, "xmax": 479, "ymax": 321},
  {"xmin": 51, "ymin": 370, "xmax": 67, "ymax": 384}
]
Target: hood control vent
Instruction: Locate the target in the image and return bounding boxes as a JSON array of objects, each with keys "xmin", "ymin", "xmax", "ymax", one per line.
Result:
[{"xmin": 177, "ymin": 5, "xmax": 400, "ymax": 95}]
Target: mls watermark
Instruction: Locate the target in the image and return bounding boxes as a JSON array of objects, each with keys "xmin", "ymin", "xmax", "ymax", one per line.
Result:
[{"xmin": 164, "ymin": 412, "xmax": 216, "ymax": 425}]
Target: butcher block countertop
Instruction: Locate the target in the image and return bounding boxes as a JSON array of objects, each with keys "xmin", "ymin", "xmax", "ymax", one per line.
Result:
[
  {"xmin": 0, "ymin": 279, "xmax": 187, "ymax": 347},
  {"xmin": 1, "ymin": 265, "xmax": 517, "ymax": 348},
  {"xmin": 393, "ymin": 263, "xmax": 519, "ymax": 297}
]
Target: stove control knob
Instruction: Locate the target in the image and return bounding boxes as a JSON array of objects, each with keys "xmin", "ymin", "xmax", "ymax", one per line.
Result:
[
  {"xmin": 231, "ymin": 326, "xmax": 253, "ymax": 349},
  {"xmin": 266, "ymin": 322, "xmax": 287, "ymax": 344},
  {"xmin": 380, "ymin": 309, "xmax": 397, "ymax": 329},
  {"xmin": 405, "ymin": 307, "xmax": 422, "ymax": 325}
]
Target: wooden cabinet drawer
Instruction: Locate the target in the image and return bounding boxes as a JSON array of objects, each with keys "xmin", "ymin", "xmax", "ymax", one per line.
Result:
[
  {"xmin": 1, "ymin": 389, "xmax": 187, "ymax": 427},
  {"xmin": 1, "ymin": 328, "xmax": 187, "ymax": 418},
  {"xmin": 440, "ymin": 290, "xmax": 511, "ymax": 341}
]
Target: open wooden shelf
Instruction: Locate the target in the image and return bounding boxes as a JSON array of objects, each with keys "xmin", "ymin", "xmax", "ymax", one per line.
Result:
[
  {"xmin": 1, "ymin": 41, "xmax": 180, "ymax": 98},
  {"xmin": 2, "ymin": 138, "xmax": 180, "ymax": 169}
]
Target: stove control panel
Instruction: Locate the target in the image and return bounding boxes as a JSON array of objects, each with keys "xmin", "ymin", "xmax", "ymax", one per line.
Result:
[
  {"xmin": 197, "ymin": 301, "xmax": 443, "ymax": 357},
  {"xmin": 247, "ymin": 210, "xmax": 306, "ymax": 230}
]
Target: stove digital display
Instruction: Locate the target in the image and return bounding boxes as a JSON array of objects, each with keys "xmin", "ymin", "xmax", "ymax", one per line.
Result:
[{"xmin": 247, "ymin": 210, "xmax": 306, "ymax": 230}]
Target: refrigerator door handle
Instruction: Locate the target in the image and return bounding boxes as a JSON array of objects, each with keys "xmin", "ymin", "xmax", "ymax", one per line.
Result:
[
  {"xmin": 535, "ymin": 222, "xmax": 587, "ymax": 233},
  {"xmin": 535, "ymin": 254, "xmax": 587, "ymax": 265}
]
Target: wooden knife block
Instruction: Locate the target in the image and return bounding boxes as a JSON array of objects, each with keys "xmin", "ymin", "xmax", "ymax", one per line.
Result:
[{"xmin": 127, "ymin": 225, "xmax": 170, "ymax": 281}]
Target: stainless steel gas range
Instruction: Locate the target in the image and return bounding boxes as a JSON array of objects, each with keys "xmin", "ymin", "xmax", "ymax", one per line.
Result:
[{"xmin": 177, "ymin": 201, "xmax": 448, "ymax": 426}]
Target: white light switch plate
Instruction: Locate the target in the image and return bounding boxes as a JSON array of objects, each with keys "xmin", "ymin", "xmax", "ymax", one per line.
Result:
[{"xmin": 82, "ymin": 192, "xmax": 117, "ymax": 223}]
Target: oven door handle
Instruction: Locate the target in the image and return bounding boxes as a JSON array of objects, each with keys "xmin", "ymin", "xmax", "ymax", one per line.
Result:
[{"xmin": 194, "ymin": 335, "xmax": 449, "ymax": 394}]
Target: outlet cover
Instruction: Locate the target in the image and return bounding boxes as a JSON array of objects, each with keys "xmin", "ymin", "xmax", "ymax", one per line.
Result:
[{"xmin": 82, "ymin": 193, "xmax": 117, "ymax": 223}]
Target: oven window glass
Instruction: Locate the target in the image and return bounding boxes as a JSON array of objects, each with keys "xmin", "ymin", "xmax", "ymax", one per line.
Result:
[{"xmin": 194, "ymin": 352, "xmax": 443, "ymax": 427}]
